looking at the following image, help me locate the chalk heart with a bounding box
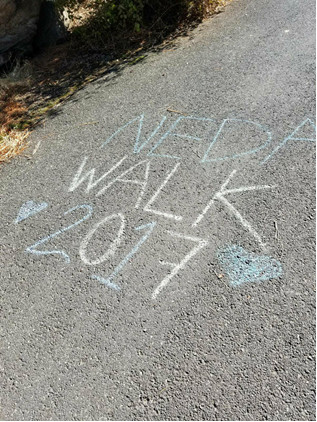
[15,200,48,223]
[217,245,283,286]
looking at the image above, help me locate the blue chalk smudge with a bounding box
[15,200,48,223]
[91,274,121,291]
[217,244,283,286]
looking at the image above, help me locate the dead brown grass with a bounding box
[0,89,28,128]
[0,128,29,163]
[0,63,34,163]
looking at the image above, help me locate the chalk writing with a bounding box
[143,162,183,221]
[91,274,121,291]
[202,118,272,163]
[15,200,48,224]
[217,244,283,286]
[80,213,125,266]
[261,118,316,164]
[69,155,127,193]
[152,231,208,299]
[26,204,93,263]
[193,169,276,250]
[148,115,215,160]
[96,159,151,210]
[99,114,277,163]
[101,114,167,154]
[92,221,156,287]
[17,111,315,298]
[98,113,315,165]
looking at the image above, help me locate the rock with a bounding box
[0,0,68,69]
[0,0,42,65]
[34,1,68,51]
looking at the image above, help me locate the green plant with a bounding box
[55,1,221,47]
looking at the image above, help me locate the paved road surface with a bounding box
[0,0,315,419]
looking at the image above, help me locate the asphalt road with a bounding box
[0,0,315,420]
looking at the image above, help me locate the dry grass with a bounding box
[0,128,29,163]
[0,91,28,127]
[0,62,34,164]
